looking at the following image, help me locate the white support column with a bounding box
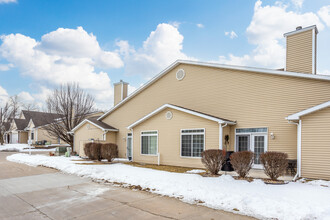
[297,120,302,177]
[219,123,223,150]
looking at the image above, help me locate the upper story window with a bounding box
[181,129,205,157]
[141,131,158,155]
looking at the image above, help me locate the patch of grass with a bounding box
[124,162,203,174]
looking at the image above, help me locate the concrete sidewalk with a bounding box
[0,152,254,220]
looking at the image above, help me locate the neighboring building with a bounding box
[5,110,104,145]
[71,25,330,180]
[5,110,63,144]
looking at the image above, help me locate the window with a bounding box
[181,129,204,157]
[141,131,158,155]
[31,131,34,140]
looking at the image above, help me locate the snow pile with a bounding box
[0,144,55,152]
[186,169,205,174]
[7,153,330,220]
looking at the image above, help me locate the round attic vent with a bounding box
[86,124,90,129]
[176,69,185,81]
[165,111,173,120]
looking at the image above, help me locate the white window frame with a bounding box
[180,128,205,158]
[140,130,158,156]
[234,127,268,169]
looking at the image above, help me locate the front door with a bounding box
[252,134,267,167]
[236,128,267,168]
[127,133,132,160]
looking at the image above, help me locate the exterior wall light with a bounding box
[270,132,275,139]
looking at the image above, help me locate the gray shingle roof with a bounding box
[87,116,118,130]
[22,110,63,127]
[13,119,29,131]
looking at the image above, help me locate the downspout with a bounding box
[219,123,228,150]
[130,128,134,161]
[288,120,301,181]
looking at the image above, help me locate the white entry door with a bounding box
[12,133,18,143]
[252,134,267,167]
[236,128,268,168]
[127,133,132,160]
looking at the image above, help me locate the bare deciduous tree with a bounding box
[43,83,95,148]
[0,96,20,145]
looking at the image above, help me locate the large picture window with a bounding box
[141,131,158,155]
[181,129,204,157]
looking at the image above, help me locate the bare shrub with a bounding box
[84,142,93,159]
[260,151,288,181]
[201,149,226,175]
[90,143,102,161]
[101,143,118,162]
[230,151,254,178]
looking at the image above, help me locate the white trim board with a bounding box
[98,59,330,121]
[127,104,236,130]
[283,25,318,37]
[286,100,330,120]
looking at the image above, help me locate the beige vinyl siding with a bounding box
[102,64,330,162]
[301,107,330,180]
[132,108,220,168]
[114,84,122,106]
[286,29,314,74]
[73,122,117,156]
[123,83,128,100]
[36,127,59,144]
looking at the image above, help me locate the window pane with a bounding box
[149,136,157,154]
[182,129,204,133]
[236,128,267,133]
[141,131,157,135]
[237,135,249,151]
[141,136,148,154]
[181,135,192,156]
[192,134,204,157]
[254,136,265,164]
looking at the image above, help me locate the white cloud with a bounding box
[169,21,181,28]
[0,0,16,4]
[196,23,204,28]
[18,91,34,102]
[0,85,8,106]
[225,31,238,39]
[291,0,304,9]
[37,27,123,69]
[0,63,13,71]
[0,27,124,108]
[318,5,330,27]
[217,0,324,69]
[118,23,194,78]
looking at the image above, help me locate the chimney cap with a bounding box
[113,80,129,86]
[283,25,318,37]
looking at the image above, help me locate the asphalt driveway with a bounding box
[0,152,253,220]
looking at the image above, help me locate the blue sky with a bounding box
[0,0,329,109]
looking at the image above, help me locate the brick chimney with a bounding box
[114,80,129,106]
[284,25,318,74]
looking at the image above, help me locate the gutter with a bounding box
[288,120,301,181]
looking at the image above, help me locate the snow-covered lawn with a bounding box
[0,144,56,152]
[7,153,330,220]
